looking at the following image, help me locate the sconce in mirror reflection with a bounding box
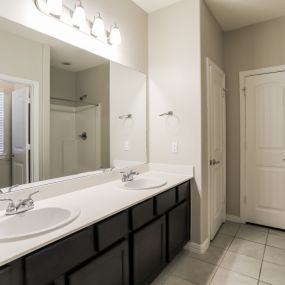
[118,114,132,119]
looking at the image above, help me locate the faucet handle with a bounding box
[0,198,16,214]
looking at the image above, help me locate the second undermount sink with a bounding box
[119,177,167,190]
[0,206,80,241]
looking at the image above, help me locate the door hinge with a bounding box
[244,196,247,204]
[243,87,246,96]
[27,144,31,150]
[210,159,213,166]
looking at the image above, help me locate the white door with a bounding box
[12,87,30,185]
[245,71,285,229]
[207,59,226,240]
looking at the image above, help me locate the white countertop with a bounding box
[0,170,193,267]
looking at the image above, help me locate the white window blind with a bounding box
[0,91,4,155]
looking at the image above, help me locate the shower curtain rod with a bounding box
[50,97,100,106]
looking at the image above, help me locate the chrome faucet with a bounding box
[120,170,139,182]
[0,191,39,216]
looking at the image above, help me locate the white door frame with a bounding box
[240,64,285,222]
[0,73,40,183]
[206,58,226,239]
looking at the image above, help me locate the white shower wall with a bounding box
[50,104,100,179]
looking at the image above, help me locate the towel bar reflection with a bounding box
[159,111,174,117]
[119,114,132,119]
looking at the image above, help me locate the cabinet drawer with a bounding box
[132,199,154,230]
[25,227,95,285]
[96,211,129,251]
[177,181,190,202]
[68,240,129,285]
[155,188,176,215]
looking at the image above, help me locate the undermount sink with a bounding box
[119,177,167,190]
[0,206,80,241]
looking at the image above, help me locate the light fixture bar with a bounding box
[34,0,122,46]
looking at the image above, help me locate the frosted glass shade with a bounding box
[92,16,107,41]
[72,2,86,28]
[47,0,62,16]
[110,25,122,46]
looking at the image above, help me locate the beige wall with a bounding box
[76,64,110,168]
[0,30,50,181]
[50,67,76,101]
[200,0,224,240]
[224,16,285,216]
[148,0,202,243]
[0,80,14,188]
[110,62,147,168]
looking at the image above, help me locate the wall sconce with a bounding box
[72,0,86,29]
[92,13,107,42]
[34,0,122,46]
[110,24,122,46]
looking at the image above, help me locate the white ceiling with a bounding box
[50,42,107,72]
[131,0,183,13]
[206,0,285,31]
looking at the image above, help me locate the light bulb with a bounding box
[110,25,122,46]
[92,14,107,42]
[72,0,86,28]
[47,0,62,16]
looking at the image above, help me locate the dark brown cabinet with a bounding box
[25,227,95,285]
[68,240,129,285]
[0,261,23,285]
[0,180,191,285]
[132,216,166,285]
[167,201,190,261]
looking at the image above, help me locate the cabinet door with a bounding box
[68,240,129,285]
[25,227,95,285]
[167,201,190,261]
[0,261,23,285]
[133,216,166,285]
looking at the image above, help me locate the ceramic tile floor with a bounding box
[151,222,285,285]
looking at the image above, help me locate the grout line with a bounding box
[258,228,269,282]
[208,225,239,284]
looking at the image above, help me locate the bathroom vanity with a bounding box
[0,179,191,285]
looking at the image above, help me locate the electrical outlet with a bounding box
[171,142,178,153]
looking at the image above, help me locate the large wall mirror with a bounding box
[0,22,147,192]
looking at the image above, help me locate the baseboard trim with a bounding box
[226,215,244,224]
[186,238,210,254]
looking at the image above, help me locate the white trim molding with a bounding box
[226,215,244,224]
[0,73,40,183]
[239,64,285,223]
[186,238,210,254]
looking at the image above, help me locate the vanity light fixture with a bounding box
[92,14,107,42]
[46,0,62,16]
[109,24,122,46]
[72,0,86,28]
[34,0,122,46]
